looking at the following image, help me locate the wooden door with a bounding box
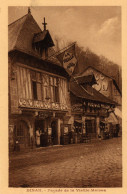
[16,120,30,148]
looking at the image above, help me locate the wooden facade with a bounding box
[9,51,71,150]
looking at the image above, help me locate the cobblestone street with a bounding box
[9,137,122,188]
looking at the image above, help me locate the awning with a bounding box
[106,112,119,124]
[115,107,122,118]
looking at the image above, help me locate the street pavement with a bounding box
[9,137,122,188]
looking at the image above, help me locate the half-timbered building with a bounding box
[70,77,116,141]
[74,66,122,128]
[8,10,71,150]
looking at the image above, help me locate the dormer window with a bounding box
[32,18,54,59]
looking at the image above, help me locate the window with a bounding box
[43,75,50,100]
[54,85,59,102]
[30,70,60,102]
[31,71,43,100]
[37,83,42,100]
[50,77,59,103]
[54,78,59,103]
[32,81,37,100]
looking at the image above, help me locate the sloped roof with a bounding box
[9,14,28,52]
[33,30,48,43]
[46,47,62,66]
[78,66,121,96]
[75,74,96,85]
[70,79,115,105]
[33,30,54,47]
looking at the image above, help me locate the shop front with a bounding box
[34,111,68,147]
[60,124,71,145]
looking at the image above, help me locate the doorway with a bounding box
[51,120,58,145]
[14,120,30,149]
[35,119,46,147]
[85,119,96,138]
[35,119,45,132]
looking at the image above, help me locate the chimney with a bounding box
[28,7,31,14]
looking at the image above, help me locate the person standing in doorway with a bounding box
[36,127,41,147]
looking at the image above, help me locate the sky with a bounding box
[8,6,121,66]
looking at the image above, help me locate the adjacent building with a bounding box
[76,66,121,106]
[70,76,116,141]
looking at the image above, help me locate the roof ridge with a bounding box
[8,13,28,26]
[91,86,115,104]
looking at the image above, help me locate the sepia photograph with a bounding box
[8,6,122,188]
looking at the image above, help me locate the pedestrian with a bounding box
[36,127,41,147]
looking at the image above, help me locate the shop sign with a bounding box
[87,102,110,109]
[19,99,68,111]
[88,102,101,108]
[72,104,83,111]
